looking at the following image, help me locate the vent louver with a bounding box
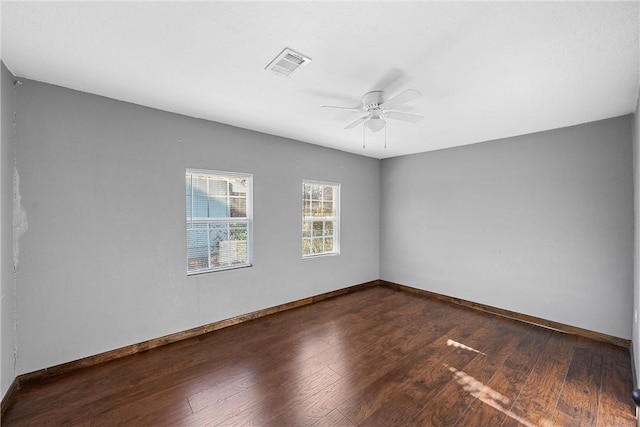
[265,48,311,77]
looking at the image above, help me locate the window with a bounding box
[186,169,252,274]
[302,180,340,257]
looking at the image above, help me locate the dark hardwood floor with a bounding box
[2,286,636,426]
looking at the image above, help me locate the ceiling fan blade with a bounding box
[385,111,424,123]
[371,68,409,94]
[306,89,360,105]
[344,116,368,129]
[320,105,362,112]
[380,89,421,110]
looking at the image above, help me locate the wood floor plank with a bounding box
[264,348,405,427]
[87,385,196,426]
[2,286,634,427]
[596,345,636,426]
[551,345,603,427]
[182,365,340,426]
[452,326,551,427]
[187,370,258,413]
[74,324,333,424]
[309,408,355,427]
[350,309,503,426]
[7,306,335,424]
[500,332,575,427]
[296,302,477,425]
[407,320,535,426]
[262,375,361,427]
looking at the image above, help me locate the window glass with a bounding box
[302,180,340,257]
[186,170,252,274]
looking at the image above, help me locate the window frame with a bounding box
[186,168,253,275]
[302,179,340,259]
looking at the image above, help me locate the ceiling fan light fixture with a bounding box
[365,117,386,132]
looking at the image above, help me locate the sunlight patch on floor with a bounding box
[445,365,535,427]
[446,339,486,355]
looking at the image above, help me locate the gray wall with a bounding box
[5,72,636,381]
[13,78,380,375]
[381,116,634,339]
[1,63,17,399]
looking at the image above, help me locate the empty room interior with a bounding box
[1,1,640,426]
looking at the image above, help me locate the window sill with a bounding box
[187,263,252,276]
[302,253,340,260]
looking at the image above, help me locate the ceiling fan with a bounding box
[321,89,424,132]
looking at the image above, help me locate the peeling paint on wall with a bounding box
[13,167,27,268]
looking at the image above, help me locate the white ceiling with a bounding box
[2,1,639,159]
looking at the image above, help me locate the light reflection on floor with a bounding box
[444,336,538,427]
[445,364,536,427]
[446,339,486,355]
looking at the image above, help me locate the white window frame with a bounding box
[302,180,340,258]
[186,169,253,275]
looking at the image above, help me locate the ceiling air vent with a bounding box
[265,47,311,77]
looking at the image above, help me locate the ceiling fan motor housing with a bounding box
[362,91,385,111]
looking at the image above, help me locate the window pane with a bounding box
[311,185,322,200]
[324,221,333,236]
[312,221,323,237]
[230,241,247,265]
[210,179,228,197]
[187,227,209,272]
[322,186,334,202]
[302,222,311,238]
[217,241,230,267]
[209,196,228,218]
[230,223,248,240]
[324,238,334,252]
[229,179,248,196]
[302,200,311,217]
[219,223,248,266]
[312,238,324,254]
[209,225,228,264]
[230,197,246,217]
[302,239,311,255]
[193,176,208,195]
[193,196,208,218]
[322,202,334,216]
[311,201,321,216]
